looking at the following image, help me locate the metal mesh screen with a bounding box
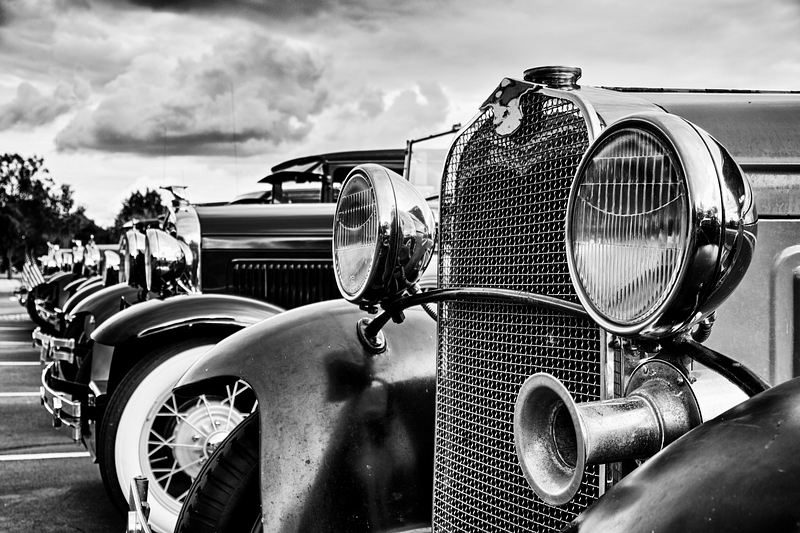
[434,90,603,532]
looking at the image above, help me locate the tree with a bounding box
[110,188,166,242]
[0,154,78,279]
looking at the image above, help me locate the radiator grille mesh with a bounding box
[230,260,338,309]
[434,89,603,532]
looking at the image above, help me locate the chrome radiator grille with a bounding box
[434,90,602,532]
[230,260,338,309]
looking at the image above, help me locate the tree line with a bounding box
[1,153,165,278]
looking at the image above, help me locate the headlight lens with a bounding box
[569,127,688,325]
[333,164,436,304]
[334,173,380,299]
[566,113,756,338]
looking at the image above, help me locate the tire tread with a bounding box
[175,412,260,533]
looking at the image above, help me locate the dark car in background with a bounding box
[165,66,800,533]
[39,149,406,533]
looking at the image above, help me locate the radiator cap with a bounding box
[524,66,581,90]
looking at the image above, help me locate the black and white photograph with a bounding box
[1,1,799,532]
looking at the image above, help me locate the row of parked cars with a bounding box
[17,65,800,533]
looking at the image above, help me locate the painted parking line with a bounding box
[0,451,90,461]
[0,341,33,347]
[0,314,29,321]
[0,361,39,366]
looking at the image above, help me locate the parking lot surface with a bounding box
[0,294,123,533]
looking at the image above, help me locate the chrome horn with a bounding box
[514,359,702,505]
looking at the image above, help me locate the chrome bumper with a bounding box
[126,477,153,533]
[32,328,76,364]
[40,362,82,442]
[34,299,60,328]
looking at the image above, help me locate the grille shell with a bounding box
[230,260,338,309]
[434,88,603,532]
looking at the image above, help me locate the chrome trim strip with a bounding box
[201,235,331,250]
[138,316,250,338]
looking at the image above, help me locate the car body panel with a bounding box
[91,293,284,346]
[708,219,800,384]
[64,275,98,296]
[40,271,78,307]
[62,278,104,314]
[176,299,437,531]
[69,282,143,326]
[566,375,800,533]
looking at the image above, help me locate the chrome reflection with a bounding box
[566,113,757,339]
[144,229,196,294]
[120,229,147,288]
[333,164,436,305]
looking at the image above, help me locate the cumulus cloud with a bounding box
[56,32,329,156]
[0,78,91,130]
[296,81,455,155]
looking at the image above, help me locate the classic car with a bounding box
[161,66,800,533]
[40,149,407,533]
[21,238,118,334]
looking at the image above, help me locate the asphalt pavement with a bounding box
[0,286,124,533]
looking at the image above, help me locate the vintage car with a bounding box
[155,66,800,533]
[20,239,118,333]
[40,149,408,533]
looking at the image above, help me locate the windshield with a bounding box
[406,128,459,199]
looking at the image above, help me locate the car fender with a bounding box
[92,293,284,346]
[32,271,76,302]
[62,278,105,314]
[64,275,100,296]
[69,282,142,328]
[44,271,77,288]
[176,299,437,532]
[566,376,800,533]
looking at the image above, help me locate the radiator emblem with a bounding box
[480,78,539,136]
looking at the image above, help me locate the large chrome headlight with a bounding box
[84,243,100,269]
[333,164,436,305]
[566,113,757,338]
[101,250,120,287]
[144,228,196,293]
[119,229,146,288]
[71,241,84,264]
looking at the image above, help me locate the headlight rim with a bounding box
[144,227,195,294]
[333,164,399,304]
[566,112,732,339]
[120,229,146,288]
[333,163,436,306]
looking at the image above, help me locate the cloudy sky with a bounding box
[1,0,799,226]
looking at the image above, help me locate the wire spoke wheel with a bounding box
[98,337,257,533]
[142,380,255,504]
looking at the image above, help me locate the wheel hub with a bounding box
[171,400,246,478]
